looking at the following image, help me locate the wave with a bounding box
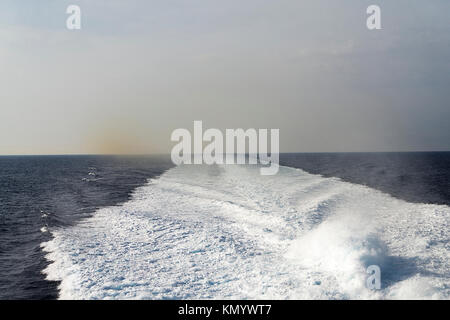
[41,164,449,299]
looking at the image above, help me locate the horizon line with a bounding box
[1,150,449,157]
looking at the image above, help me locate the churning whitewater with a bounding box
[41,164,449,299]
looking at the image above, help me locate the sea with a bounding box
[0,152,448,299]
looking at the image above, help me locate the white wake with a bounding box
[41,164,449,299]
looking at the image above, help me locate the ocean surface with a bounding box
[0,153,448,299]
[0,155,172,299]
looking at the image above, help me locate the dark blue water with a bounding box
[280,152,450,206]
[0,152,449,299]
[0,155,173,299]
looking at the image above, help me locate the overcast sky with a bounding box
[0,0,449,154]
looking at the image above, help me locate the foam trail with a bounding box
[41,164,449,299]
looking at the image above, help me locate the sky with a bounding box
[0,0,449,155]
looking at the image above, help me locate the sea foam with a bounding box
[41,164,449,299]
